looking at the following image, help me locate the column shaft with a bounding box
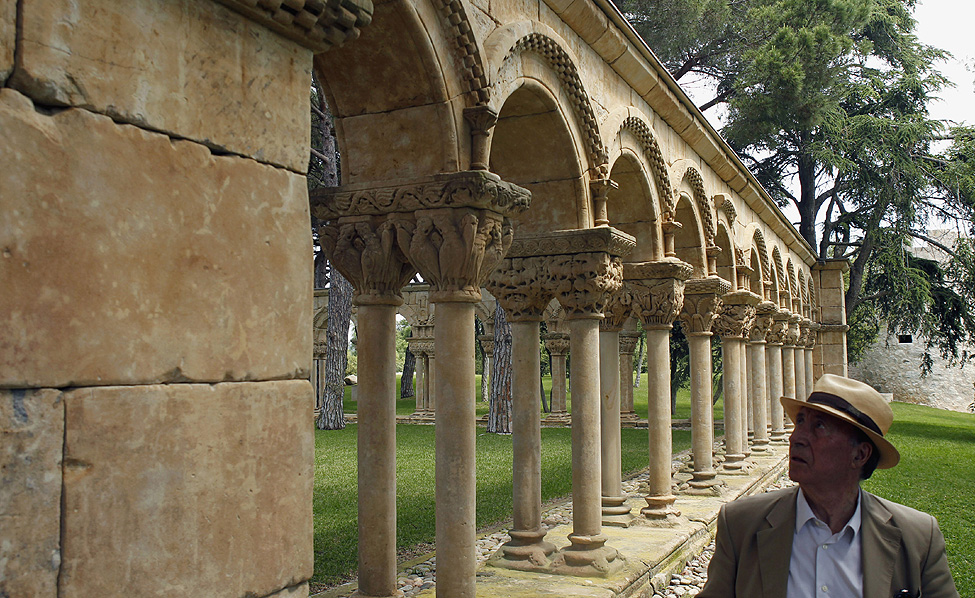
[511,321,543,531]
[599,330,629,520]
[688,332,716,485]
[642,326,679,519]
[749,341,769,450]
[794,347,806,403]
[782,345,796,426]
[414,354,425,415]
[721,337,745,468]
[357,304,398,597]
[768,343,785,441]
[568,318,603,537]
[551,355,567,415]
[805,347,814,396]
[739,340,750,457]
[434,302,476,598]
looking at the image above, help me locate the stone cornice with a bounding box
[214,0,374,53]
[623,259,693,282]
[505,227,636,259]
[310,171,531,221]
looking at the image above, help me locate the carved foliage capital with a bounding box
[541,332,570,355]
[767,313,791,345]
[748,301,778,342]
[600,289,633,331]
[626,276,686,327]
[619,331,640,355]
[394,208,512,303]
[485,256,554,321]
[713,302,756,339]
[550,252,624,319]
[678,291,723,334]
[319,217,416,305]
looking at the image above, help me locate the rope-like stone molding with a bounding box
[751,229,771,284]
[772,248,787,293]
[214,0,374,52]
[681,166,715,247]
[430,0,490,104]
[507,34,608,177]
[621,117,674,217]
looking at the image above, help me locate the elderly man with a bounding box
[698,374,958,598]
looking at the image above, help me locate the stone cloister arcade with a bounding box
[1,0,848,597]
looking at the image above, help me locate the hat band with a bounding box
[807,392,883,436]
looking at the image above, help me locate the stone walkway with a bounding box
[314,443,790,598]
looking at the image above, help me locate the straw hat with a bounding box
[781,374,900,469]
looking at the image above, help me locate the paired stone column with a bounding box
[747,302,776,453]
[408,336,434,418]
[795,319,810,401]
[806,322,819,389]
[619,331,642,423]
[542,332,570,423]
[600,294,635,526]
[478,332,494,403]
[485,257,558,571]
[315,171,531,598]
[782,314,802,430]
[547,228,632,577]
[680,277,730,493]
[767,311,789,443]
[627,260,693,524]
[712,290,758,471]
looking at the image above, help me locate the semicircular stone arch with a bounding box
[428,0,490,104]
[715,222,736,287]
[748,226,772,299]
[606,148,661,262]
[619,116,674,217]
[497,33,608,178]
[673,191,708,278]
[680,166,715,249]
[771,246,786,308]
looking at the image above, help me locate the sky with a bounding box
[914,0,974,127]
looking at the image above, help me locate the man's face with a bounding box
[788,407,864,488]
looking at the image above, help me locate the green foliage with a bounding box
[862,403,975,596]
[396,319,411,372]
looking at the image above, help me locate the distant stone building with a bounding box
[851,230,975,412]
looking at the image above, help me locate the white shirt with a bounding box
[787,488,863,598]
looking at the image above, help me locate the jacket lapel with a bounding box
[757,487,798,598]
[862,491,902,597]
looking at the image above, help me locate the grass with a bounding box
[312,374,696,587]
[862,402,975,596]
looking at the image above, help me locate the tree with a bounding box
[309,73,355,430]
[487,302,513,434]
[617,0,975,368]
[401,328,415,398]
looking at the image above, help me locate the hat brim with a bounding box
[780,396,900,469]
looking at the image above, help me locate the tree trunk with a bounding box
[401,345,415,398]
[487,303,512,434]
[633,332,645,388]
[317,270,353,430]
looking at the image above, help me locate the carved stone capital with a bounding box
[623,260,694,328]
[767,311,791,345]
[712,290,760,339]
[463,106,499,171]
[550,252,624,319]
[619,331,640,355]
[784,313,803,346]
[541,332,570,356]
[477,334,496,357]
[393,207,511,303]
[408,338,435,357]
[215,0,374,53]
[807,321,822,348]
[486,256,554,321]
[600,289,633,331]
[678,276,732,334]
[318,216,416,305]
[748,301,777,342]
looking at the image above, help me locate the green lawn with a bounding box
[312,421,693,587]
[862,402,975,596]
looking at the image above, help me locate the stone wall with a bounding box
[1,1,315,596]
[851,326,975,413]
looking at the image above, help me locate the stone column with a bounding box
[600,293,634,526]
[321,171,530,598]
[767,311,789,443]
[546,228,632,577]
[619,331,642,423]
[712,290,758,471]
[747,302,776,452]
[312,216,419,597]
[813,260,851,377]
[408,338,432,418]
[795,319,809,401]
[680,277,730,493]
[782,314,802,430]
[542,333,570,423]
[739,338,751,458]
[485,257,557,571]
[627,260,693,524]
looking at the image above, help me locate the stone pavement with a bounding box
[314,441,789,598]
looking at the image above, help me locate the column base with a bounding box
[601,496,635,528]
[488,529,558,572]
[620,411,640,423]
[640,495,682,526]
[685,471,725,495]
[549,533,625,578]
[750,439,770,452]
[543,412,571,425]
[770,430,788,444]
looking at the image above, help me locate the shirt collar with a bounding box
[795,487,862,538]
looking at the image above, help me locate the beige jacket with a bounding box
[698,486,958,598]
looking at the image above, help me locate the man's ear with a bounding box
[853,439,873,467]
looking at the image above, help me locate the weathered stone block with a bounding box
[0,89,311,388]
[0,388,63,598]
[12,0,310,172]
[59,380,314,598]
[612,46,659,98]
[265,582,310,598]
[0,0,14,85]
